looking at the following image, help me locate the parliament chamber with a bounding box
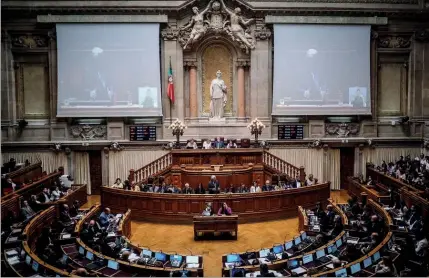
[1,0,429,277]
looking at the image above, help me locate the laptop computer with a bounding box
[335,268,347,277]
[170,255,182,268]
[99,260,120,276]
[315,249,331,265]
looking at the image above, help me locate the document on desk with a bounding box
[187,263,200,268]
[5,249,18,256]
[258,258,270,264]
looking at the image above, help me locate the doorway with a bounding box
[88,151,102,195]
[340,147,355,190]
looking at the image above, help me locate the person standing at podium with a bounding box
[208,175,220,194]
[218,202,232,216]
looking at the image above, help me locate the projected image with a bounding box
[56,23,162,117]
[272,25,371,115]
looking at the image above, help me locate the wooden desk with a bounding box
[347,177,390,205]
[193,215,238,240]
[101,182,330,223]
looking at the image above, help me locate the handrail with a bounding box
[263,151,306,182]
[74,203,101,234]
[22,206,70,277]
[128,153,172,184]
[5,161,42,179]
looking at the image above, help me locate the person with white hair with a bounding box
[208,175,220,194]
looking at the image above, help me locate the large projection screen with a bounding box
[56,23,162,117]
[272,24,371,116]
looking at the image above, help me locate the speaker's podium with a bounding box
[193,215,238,240]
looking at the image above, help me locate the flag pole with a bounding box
[169,56,173,125]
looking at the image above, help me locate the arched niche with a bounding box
[192,35,249,117]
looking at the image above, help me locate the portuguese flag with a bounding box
[167,59,175,104]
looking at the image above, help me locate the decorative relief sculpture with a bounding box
[178,0,255,53]
[325,123,360,137]
[378,36,411,48]
[210,70,228,119]
[70,125,107,140]
[12,35,47,48]
[414,29,429,42]
[161,25,179,41]
[254,25,272,41]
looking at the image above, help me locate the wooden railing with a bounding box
[22,206,70,277]
[118,209,131,238]
[263,151,306,181]
[128,153,172,184]
[5,161,43,184]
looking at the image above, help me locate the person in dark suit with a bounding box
[182,183,194,194]
[236,183,248,193]
[262,180,273,191]
[195,183,205,194]
[69,200,80,217]
[329,215,343,237]
[208,175,220,194]
[291,176,302,188]
[325,205,336,225]
[257,263,275,277]
[213,137,225,149]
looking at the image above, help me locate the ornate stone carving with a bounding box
[12,35,47,48]
[161,25,179,41]
[110,141,123,152]
[178,0,255,53]
[371,31,379,40]
[325,123,360,137]
[308,139,322,148]
[70,125,107,140]
[254,26,272,41]
[414,29,429,43]
[184,60,198,68]
[236,60,251,67]
[378,36,411,48]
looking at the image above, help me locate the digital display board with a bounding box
[129,126,156,141]
[278,125,304,140]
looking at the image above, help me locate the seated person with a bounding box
[202,202,213,216]
[195,183,205,194]
[86,220,102,243]
[226,140,237,149]
[36,227,53,255]
[325,205,336,225]
[99,207,114,228]
[69,200,80,217]
[360,232,380,254]
[59,204,75,228]
[182,183,194,194]
[59,174,73,189]
[257,263,275,277]
[202,140,212,149]
[123,180,131,190]
[208,175,220,194]
[328,215,343,237]
[218,202,232,216]
[5,177,19,192]
[21,200,36,220]
[236,183,248,193]
[312,234,325,249]
[305,174,315,186]
[313,202,324,218]
[225,184,235,193]
[291,176,302,188]
[359,206,373,226]
[186,139,198,149]
[374,256,397,276]
[50,186,62,201]
[366,215,383,235]
[29,195,42,212]
[214,137,224,149]
[112,178,123,189]
[39,187,51,203]
[262,180,274,191]
[133,183,141,191]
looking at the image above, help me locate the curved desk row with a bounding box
[315,198,395,277]
[1,170,63,221]
[74,205,204,277]
[101,182,331,223]
[4,161,43,185]
[220,198,348,276]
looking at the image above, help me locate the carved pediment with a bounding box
[70,125,107,140]
[377,35,412,48]
[177,0,256,53]
[11,35,48,48]
[325,123,360,137]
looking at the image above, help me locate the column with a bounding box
[187,62,198,118]
[237,62,245,118]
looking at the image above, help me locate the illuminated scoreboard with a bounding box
[129,126,156,141]
[278,125,304,140]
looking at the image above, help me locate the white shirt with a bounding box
[296,181,301,188]
[51,190,61,201]
[226,143,237,149]
[186,142,198,149]
[255,186,262,193]
[203,141,212,149]
[59,175,72,188]
[250,186,256,193]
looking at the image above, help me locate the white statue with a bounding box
[210,70,227,119]
[180,0,214,49]
[219,0,255,49]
